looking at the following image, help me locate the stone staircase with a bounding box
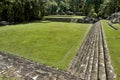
[68,21,116,80]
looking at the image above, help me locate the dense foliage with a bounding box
[0,0,120,22]
[45,0,120,18]
[0,0,45,22]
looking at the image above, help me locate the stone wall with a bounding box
[109,12,120,23]
[45,17,99,23]
[0,51,80,80]
[107,22,118,30]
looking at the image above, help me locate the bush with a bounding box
[88,8,98,18]
[92,13,98,18]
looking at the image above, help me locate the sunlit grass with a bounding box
[102,20,120,79]
[44,15,84,19]
[0,75,2,80]
[113,23,120,29]
[0,21,91,69]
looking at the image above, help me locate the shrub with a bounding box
[92,13,98,18]
[88,8,98,18]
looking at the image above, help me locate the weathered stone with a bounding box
[0,21,9,26]
[45,16,99,23]
[0,51,80,80]
[111,17,120,23]
[78,17,99,23]
[75,12,83,16]
[68,21,116,80]
[109,12,120,23]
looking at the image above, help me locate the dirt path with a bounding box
[0,21,116,80]
[68,21,116,80]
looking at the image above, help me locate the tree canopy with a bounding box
[0,0,120,22]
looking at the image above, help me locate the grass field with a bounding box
[0,75,2,80]
[44,15,84,19]
[0,21,91,69]
[102,20,120,79]
[113,23,120,29]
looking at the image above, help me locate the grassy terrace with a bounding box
[102,20,120,79]
[113,23,120,29]
[0,21,91,70]
[0,75,2,80]
[44,15,84,19]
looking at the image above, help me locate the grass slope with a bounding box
[113,23,120,29]
[0,75,2,80]
[0,21,91,69]
[102,20,120,79]
[44,15,84,19]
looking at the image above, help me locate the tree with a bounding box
[98,0,120,18]
[0,0,46,22]
[59,1,65,12]
[84,0,104,16]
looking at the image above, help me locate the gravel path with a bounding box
[0,21,116,80]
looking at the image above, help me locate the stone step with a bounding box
[68,25,95,74]
[68,21,116,80]
[85,32,98,80]
[0,51,80,80]
[69,28,96,75]
[98,21,107,80]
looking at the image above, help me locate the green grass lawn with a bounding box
[102,20,120,79]
[44,15,84,19]
[113,23,120,29]
[0,21,91,70]
[0,75,2,80]
[107,20,120,29]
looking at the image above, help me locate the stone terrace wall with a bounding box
[0,51,80,80]
[45,18,71,22]
[45,17,99,23]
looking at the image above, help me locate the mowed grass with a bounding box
[0,21,91,69]
[44,15,84,19]
[102,20,120,79]
[0,75,2,80]
[113,23,120,29]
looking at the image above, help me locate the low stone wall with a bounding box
[0,51,80,80]
[0,21,9,26]
[68,21,116,80]
[45,17,99,23]
[107,22,118,30]
[45,18,72,22]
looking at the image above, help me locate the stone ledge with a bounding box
[0,51,80,80]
